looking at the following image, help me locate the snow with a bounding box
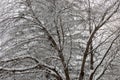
[89,70,94,75]
[94,68,105,80]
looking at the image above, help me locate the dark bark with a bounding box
[58,50,70,80]
[90,45,94,70]
[79,53,88,80]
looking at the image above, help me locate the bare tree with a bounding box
[0,0,120,80]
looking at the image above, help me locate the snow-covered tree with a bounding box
[0,0,120,80]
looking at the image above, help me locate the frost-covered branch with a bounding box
[89,34,120,80]
[0,56,62,80]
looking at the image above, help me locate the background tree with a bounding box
[0,0,120,80]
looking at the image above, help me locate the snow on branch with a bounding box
[89,34,120,80]
[0,56,62,79]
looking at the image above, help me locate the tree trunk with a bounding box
[58,51,70,80]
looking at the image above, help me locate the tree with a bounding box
[0,0,120,80]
